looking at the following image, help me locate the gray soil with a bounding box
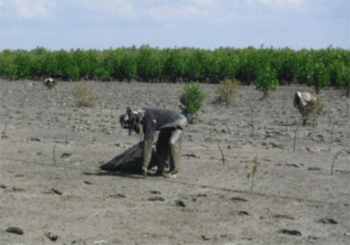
[0,80,349,245]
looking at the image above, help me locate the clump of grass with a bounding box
[301,98,324,126]
[180,82,207,124]
[71,83,98,107]
[214,78,241,105]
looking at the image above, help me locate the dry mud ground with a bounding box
[0,80,349,245]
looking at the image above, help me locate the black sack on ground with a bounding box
[100,141,159,173]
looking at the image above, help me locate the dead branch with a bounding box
[217,142,225,165]
[330,149,347,175]
[293,123,300,153]
[53,144,56,166]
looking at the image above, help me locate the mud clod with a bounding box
[84,180,93,185]
[230,197,248,202]
[237,211,249,216]
[109,193,126,198]
[61,153,72,158]
[46,232,58,241]
[148,196,165,201]
[150,190,162,195]
[183,153,199,158]
[51,188,62,195]
[201,235,210,240]
[273,214,295,220]
[6,226,24,235]
[175,199,186,207]
[278,229,301,236]
[197,193,207,197]
[29,137,41,142]
[316,218,338,224]
[12,187,24,192]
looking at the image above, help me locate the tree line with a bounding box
[0,45,349,93]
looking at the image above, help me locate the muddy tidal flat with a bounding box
[0,80,349,245]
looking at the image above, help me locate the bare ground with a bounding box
[0,80,349,245]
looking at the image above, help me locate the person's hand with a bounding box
[142,166,148,176]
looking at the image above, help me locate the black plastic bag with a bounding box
[100,141,158,173]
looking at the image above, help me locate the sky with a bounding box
[0,0,349,51]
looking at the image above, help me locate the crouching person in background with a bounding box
[294,92,323,126]
[120,107,187,177]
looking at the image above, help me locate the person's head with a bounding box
[119,107,141,135]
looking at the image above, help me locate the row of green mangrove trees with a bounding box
[0,45,349,93]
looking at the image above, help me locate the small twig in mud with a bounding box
[78,111,83,132]
[54,86,61,106]
[209,116,213,143]
[293,123,301,153]
[330,122,337,144]
[250,149,259,192]
[250,105,254,137]
[22,82,27,119]
[327,111,332,127]
[347,102,350,139]
[51,188,62,195]
[108,106,114,136]
[1,122,9,139]
[248,92,260,138]
[217,142,225,165]
[53,144,56,165]
[65,110,69,146]
[22,97,27,121]
[330,149,347,175]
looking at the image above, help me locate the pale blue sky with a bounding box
[0,0,349,51]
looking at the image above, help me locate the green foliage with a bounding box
[105,48,138,81]
[211,48,239,82]
[137,45,164,82]
[337,62,350,97]
[118,48,138,81]
[214,78,241,104]
[182,48,211,83]
[41,52,58,78]
[306,62,330,94]
[294,49,310,84]
[0,53,17,78]
[30,55,44,78]
[95,67,110,80]
[87,50,102,76]
[255,65,278,97]
[180,82,207,124]
[73,49,90,78]
[14,52,32,78]
[163,48,185,83]
[0,46,349,87]
[31,46,47,55]
[276,48,296,83]
[55,50,79,80]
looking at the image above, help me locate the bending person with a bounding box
[120,107,187,177]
